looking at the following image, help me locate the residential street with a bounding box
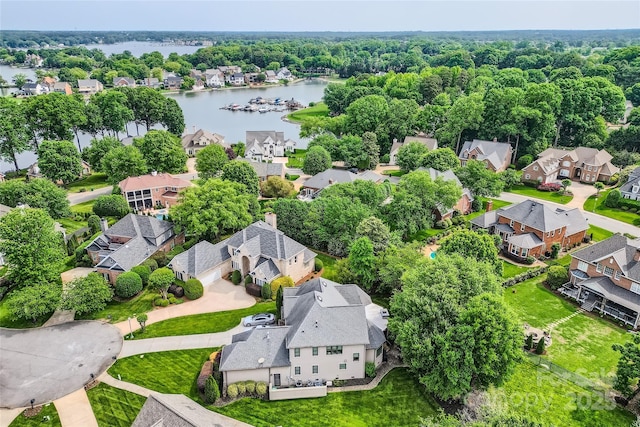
[67,186,113,206]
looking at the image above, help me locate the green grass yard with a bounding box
[214,368,441,427]
[79,287,157,323]
[66,173,110,193]
[57,217,87,234]
[465,198,512,221]
[315,252,339,282]
[286,149,307,169]
[86,383,146,427]
[286,174,300,181]
[131,302,276,339]
[108,348,216,401]
[382,169,405,177]
[70,200,96,215]
[8,404,61,427]
[584,190,640,226]
[507,184,573,204]
[588,224,614,242]
[502,260,531,278]
[287,102,329,123]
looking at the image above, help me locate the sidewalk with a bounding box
[53,389,98,427]
[119,325,246,357]
[98,373,154,397]
[113,279,255,335]
[0,408,25,427]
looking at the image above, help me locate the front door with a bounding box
[274,374,281,387]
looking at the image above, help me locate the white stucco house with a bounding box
[245,131,296,161]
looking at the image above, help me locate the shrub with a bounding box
[155,298,169,307]
[365,362,376,378]
[445,218,453,227]
[516,154,534,170]
[261,283,272,300]
[380,154,390,164]
[244,275,253,285]
[524,256,535,265]
[197,361,214,391]
[87,215,101,234]
[142,258,158,271]
[435,220,446,229]
[525,334,534,351]
[183,278,204,300]
[245,380,256,394]
[550,243,561,260]
[255,382,267,396]
[236,382,247,395]
[314,259,323,272]
[226,383,239,398]
[168,296,177,304]
[270,275,295,294]
[547,265,569,290]
[115,272,143,298]
[231,270,241,285]
[535,337,546,355]
[605,189,622,208]
[151,251,168,267]
[174,298,183,304]
[471,198,482,212]
[204,375,220,403]
[93,195,130,218]
[537,183,562,192]
[131,265,151,286]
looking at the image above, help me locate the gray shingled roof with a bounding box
[499,200,567,232]
[572,234,629,263]
[246,131,285,144]
[169,240,231,278]
[470,210,499,228]
[303,169,357,190]
[180,129,228,150]
[621,167,640,194]
[367,321,386,350]
[507,233,543,249]
[253,257,281,281]
[219,327,290,371]
[417,167,463,187]
[556,207,589,236]
[248,160,284,179]
[459,139,511,170]
[226,221,309,261]
[403,135,438,150]
[105,214,173,240]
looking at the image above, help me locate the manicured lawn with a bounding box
[286,174,300,181]
[489,361,634,427]
[79,288,157,323]
[214,368,441,427]
[407,227,441,242]
[57,217,87,234]
[588,224,614,242]
[545,252,573,268]
[131,302,275,339]
[382,169,405,177]
[108,348,216,401]
[70,200,96,215]
[315,252,339,282]
[86,383,147,427]
[504,274,576,328]
[507,184,573,204]
[546,313,632,389]
[287,102,329,123]
[465,198,512,221]
[66,173,110,193]
[584,190,640,226]
[286,149,307,168]
[502,260,531,278]
[9,403,61,427]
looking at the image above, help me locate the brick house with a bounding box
[561,234,640,328]
[471,199,588,260]
[113,77,136,87]
[458,139,513,172]
[388,134,438,166]
[85,214,184,285]
[417,167,473,219]
[119,172,192,210]
[522,147,618,184]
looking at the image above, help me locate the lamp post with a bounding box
[127,315,135,339]
[593,196,597,213]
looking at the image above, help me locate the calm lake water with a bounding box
[83,41,203,57]
[0,80,328,172]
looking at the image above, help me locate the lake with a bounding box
[0,80,328,172]
[82,41,203,57]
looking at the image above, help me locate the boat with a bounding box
[259,107,269,113]
[231,104,242,111]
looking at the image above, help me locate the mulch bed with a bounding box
[22,406,43,418]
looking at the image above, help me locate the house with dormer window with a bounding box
[561,234,640,328]
[180,128,228,156]
[620,167,640,201]
[522,147,618,184]
[458,139,513,172]
[245,131,296,161]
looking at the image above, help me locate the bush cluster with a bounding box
[365,362,376,378]
[260,283,272,300]
[537,183,562,192]
[501,266,547,288]
[231,270,242,285]
[225,381,268,399]
[183,278,204,300]
[314,259,323,272]
[131,265,151,286]
[115,272,143,298]
[244,275,253,285]
[546,266,569,290]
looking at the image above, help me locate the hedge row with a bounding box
[226,381,267,399]
[502,266,548,288]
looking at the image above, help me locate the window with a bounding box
[632,283,640,295]
[596,263,603,272]
[510,245,520,255]
[353,353,360,361]
[520,223,525,232]
[592,175,596,182]
[604,266,614,277]
[521,248,528,257]
[615,270,621,281]
[294,348,300,357]
[546,231,550,237]
[295,366,300,375]
[509,219,514,227]
[533,166,539,171]
[633,185,639,194]
[551,230,555,237]
[339,363,347,370]
[585,174,590,181]
[577,261,588,272]
[312,365,318,374]
[294,256,298,263]
[312,347,318,356]
[587,165,592,171]
[525,174,530,180]
[376,346,383,357]
[326,346,343,355]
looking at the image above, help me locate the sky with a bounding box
[1,0,639,32]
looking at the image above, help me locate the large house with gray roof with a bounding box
[245,131,296,161]
[169,214,316,286]
[180,128,228,156]
[86,214,184,285]
[620,167,640,201]
[522,147,618,184]
[389,133,438,166]
[471,199,587,260]
[248,160,285,182]
[219,278,387,399]
[561,234,640,328]
[458,139,513,172]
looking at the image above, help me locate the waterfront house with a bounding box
[119,172,192,210]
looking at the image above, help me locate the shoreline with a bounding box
[162,78,307,95]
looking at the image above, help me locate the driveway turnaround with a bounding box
[0,321,122,409]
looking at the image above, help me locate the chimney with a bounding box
[493,137,497,142]
[151,170,157,176]
[486,200,493,212]
[634,248,640,263]
[100,217,109,232]
[265,212,277,229]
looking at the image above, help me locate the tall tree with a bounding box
[195,144,229,179]
[421,148,459,171]
[0,97,30,172]
[134,130,187,174]
[347,237,376,290]
[67,94,88,151]
[82,137,123,172]
[439,229,502,276]
[355,216,392,255]
[91,90,134,138]
[221,160,260,196]
[37,140,82,185]
[613,334,640,398]
[455,160,505,197]
[163,97,185,135]
[442,93,485,153]
[302,146,332,175]
[396,141,430,172]
[60,272,113,315]
[102,145,148,184]
[24,93,77,149]
[361,132,380,170]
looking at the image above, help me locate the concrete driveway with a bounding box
[0,321,122,409]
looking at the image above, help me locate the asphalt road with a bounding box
[67,186,113,206]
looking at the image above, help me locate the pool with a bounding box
[155,209,168,220]
[430,251,437,259]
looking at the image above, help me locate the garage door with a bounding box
[197,268,221,286]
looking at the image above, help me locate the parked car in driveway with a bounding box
[242,313,276,327]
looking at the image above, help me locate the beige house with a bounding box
[219,278,387,399]
[458,139,513,172]
[180,129,228,156]
[119,172,192,210]
[522,147,619,184]
[389,134,438,166]
[77,79,103,95]
[169,213,316,286]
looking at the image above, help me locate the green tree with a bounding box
[276,285,284,320]
[442,93,485,153]
[93,195,130,218]
[260,176,294,198]
[348,237,376,290]
[605,189,622,208]
[131,265,151,286]
[0,208,65,287]
[13,73,27,89]
[272,198,310,244]
[561,178,572,194]
[87,215,101,235]
[594,181,605,197]
[115,271,143,298]
[148,267,174,299]
[0,97,30,172]
[396,141,430,172]
[345,94,390,149]
[61,272,113,315]
[376,242,424,294]
[82,137,123,173]
[5,283,61,323]
[361,132,380,170]
[355,216,391,255]
[102,145,148,184]
[420,148,459,171]
[547,266,568,290]
[91,90,134,138]
[613,334,640,398]
[0,179,70,219]
[80,101,105,137]
[137,313,149,332]
[302,146,332,175]
[270,276,295,295]
[221,160,260,196]
[181,76,195,90]
[535,337,546,355]
[455,160,505,197]
[135,130,187,174]
[123,86,168,132]
[170,179,259,241]
[37,140,82,185]
[163,97,185,135]
[24,93,77,148]
[195,144,229,179]
[439,229,502,276]
[204,375,220,403]
[500,168,523,190]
